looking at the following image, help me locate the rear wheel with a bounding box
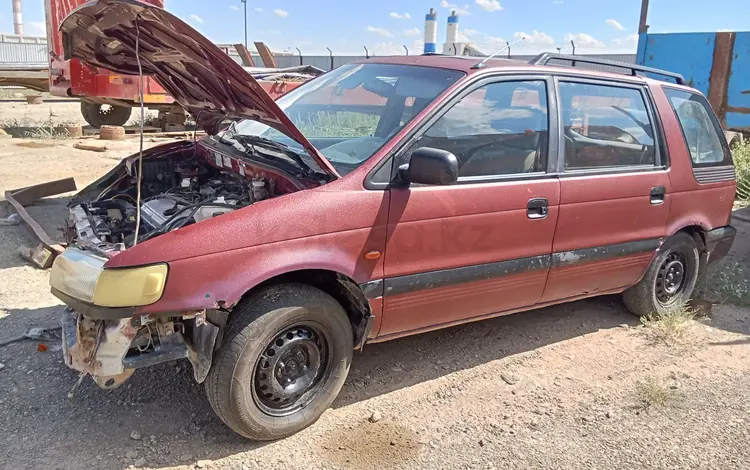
[205,284,353,440]
[622,232,700,317]
[80,102,132,128]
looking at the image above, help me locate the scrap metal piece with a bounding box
[184,316,220,383]
[5,177,77,266]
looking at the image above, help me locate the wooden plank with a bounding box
[254,41,277,68]
[5,178,77,259]
[234,44,255,67]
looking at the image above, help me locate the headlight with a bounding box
[92,264,168,307]
[50,248,106,303]
[50,248,168,307]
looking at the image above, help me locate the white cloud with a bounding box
[229,5,239,11]
[565,33,605,48]
[404,27,421,37]
[372,42,404,55]
[463,28,479,37]
[440,0,471,16]
[390,12,412,20]
[274,9,289,17]
[612,33,638,48]
[27,21,46,36]
[254,7,264,12]
[514,30,555,48]
[475,0,502,12]
[189,14,204,24]
[553,0,563,3]
[605,19,625,31]
[366,25,394,38]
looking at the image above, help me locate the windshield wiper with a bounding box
[232,134,321,178]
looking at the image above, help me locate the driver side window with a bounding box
[416,80,549,178]
[560,82,656,170]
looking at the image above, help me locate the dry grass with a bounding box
[640,304,701,347]
[634,376,674,409]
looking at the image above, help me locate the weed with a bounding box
[696,261,750,306]
[733,140,750,200]
[128,113,160,127]
[634,376,673,409]
[25,126,71,139]
[640,303,700,347]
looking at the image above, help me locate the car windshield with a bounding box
[230,63,465,175]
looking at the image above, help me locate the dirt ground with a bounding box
[1,102,749,470]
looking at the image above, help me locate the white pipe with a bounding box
[423,8,437,54]
[12,0,23,36]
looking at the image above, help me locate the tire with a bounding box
[622,232,700,317]
[80,102,132,128]
[205,283,353,440]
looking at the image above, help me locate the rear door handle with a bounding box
[527,198,548,219]
[650,186,666,205]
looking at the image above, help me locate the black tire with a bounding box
[80,101,132,128]
[622,232,700,317]
[205,283,353,440]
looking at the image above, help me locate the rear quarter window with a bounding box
[663,88,732,167]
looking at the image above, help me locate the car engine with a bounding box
[67,156,273,254]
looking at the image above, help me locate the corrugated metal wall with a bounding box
[2,35,636,72]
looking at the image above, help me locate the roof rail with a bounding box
[529,53,685,85]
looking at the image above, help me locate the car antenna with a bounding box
[133,15,146,246]
[471,37,525,69]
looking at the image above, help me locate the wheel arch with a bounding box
[233,268,376,349]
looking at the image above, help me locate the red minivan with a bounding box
[49,1,736,440]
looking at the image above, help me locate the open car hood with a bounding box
[61,0,339,178]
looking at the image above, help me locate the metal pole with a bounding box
[506,41,510,58]
[326,47,334,70]
[242,0,248,48]
[295,47,302,66]
[363,46,369,59]
[638,0,650,34]
[403,45,409,56]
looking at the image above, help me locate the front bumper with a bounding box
[705,225,736,265]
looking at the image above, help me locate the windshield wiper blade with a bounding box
[233,134,320,177]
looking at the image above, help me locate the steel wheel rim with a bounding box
[655,251,687,305]
[252,324,330,417]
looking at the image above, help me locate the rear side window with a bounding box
[559,82,656,170]
[664,88,732,167]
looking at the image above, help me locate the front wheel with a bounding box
[205,284,353,440]
[622,232,700,317]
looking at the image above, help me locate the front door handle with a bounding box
[527,198,548,219]
[650,186,666,205]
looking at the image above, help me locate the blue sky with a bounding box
[4,0,750,55]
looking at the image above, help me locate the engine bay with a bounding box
[66,148,283,254]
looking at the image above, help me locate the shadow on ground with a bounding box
[0,295,641,469]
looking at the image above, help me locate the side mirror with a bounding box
[398,147,459,186]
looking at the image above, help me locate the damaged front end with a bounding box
[61,305,220,389]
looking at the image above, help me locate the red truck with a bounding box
[49,1,736,441]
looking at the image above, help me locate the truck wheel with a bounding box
[622,233,700,317]
[80,102,132,128]
[205,283,353,440]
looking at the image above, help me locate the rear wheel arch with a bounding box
[230,269,373,348]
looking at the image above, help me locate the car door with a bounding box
[540,78,671,303]
[376,75,562,338]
